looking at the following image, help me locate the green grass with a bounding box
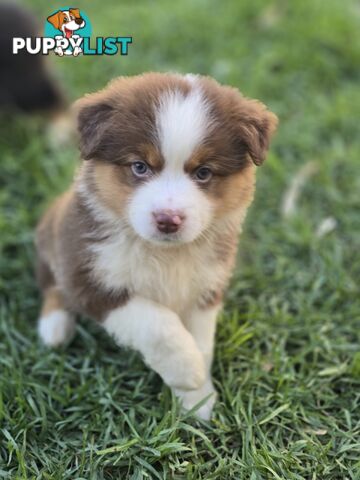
[1,0,360,478]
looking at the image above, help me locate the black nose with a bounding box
[75,17,83,25]
[153,211,184,234]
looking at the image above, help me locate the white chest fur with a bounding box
[89,227,229,316]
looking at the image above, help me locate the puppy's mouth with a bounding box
[139,229,186,246]
[154,232,182,244]
[64,27,73,39]
[146,227,203,246]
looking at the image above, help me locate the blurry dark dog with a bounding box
[0,3,63,112]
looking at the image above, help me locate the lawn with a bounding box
[1,0,360,478]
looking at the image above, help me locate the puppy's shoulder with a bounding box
[35,189,74,252]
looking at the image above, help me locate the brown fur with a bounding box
[75,73,277,170]
[41,287,64,316]
[199,76,278,167]
[91,161,133,217]
[74,74,191,162]
[36,189,129,321]
[211,165,256,219]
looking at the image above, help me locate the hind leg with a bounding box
[38,286,75,347]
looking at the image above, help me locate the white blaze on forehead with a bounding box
[155,84,211,169]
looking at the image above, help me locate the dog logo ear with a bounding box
[47,11,62,30]
[69,8,80,17]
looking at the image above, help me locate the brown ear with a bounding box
[235,98,278,166]
[69,8,80,18]
[74,97,115,160]
[47,11,62,30]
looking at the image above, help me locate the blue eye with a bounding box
[195,166,212,183]
[131,161,150,177]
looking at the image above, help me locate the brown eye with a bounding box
[131,161,151,178]
[194,166,212,183]
[63,17,68,23]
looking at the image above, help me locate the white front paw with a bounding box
[38,310,75,347]
[174,379,217,420]
[54,47,64,56]
[154,345,206,391]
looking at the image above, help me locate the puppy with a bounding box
[35,73,277,419]
[47,8,85,56]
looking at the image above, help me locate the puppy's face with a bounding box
[76,73,277,245]
[47,9,85,38]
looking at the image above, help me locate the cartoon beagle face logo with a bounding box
[45,7,89,56]
[47,8,85,39]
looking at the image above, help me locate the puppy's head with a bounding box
[75,73,278,245]
[47,8,85,37]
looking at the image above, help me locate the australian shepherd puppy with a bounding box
[35,73,277,419]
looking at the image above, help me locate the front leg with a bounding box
[176,303,221,420]
[103,296,206,391]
